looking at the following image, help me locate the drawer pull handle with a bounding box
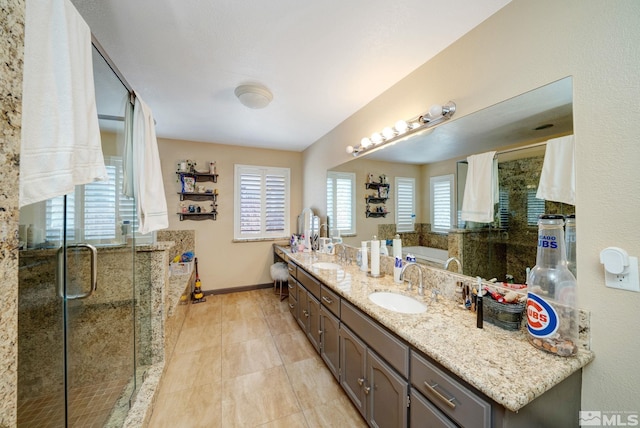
[322,296,333,304]
[363,385,371,395]
[288,303,295,309]
[424,381,457,409]
[303,310,309,318]
[288,283,294,290]
[357,377,365,386]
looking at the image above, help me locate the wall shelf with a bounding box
[365,179,389,218]
[177,192,218,202]
[177,212,217,221]
[176,171,218,183]
[365,182,390,190]
[176,167,219,220]
[366,196,388,204]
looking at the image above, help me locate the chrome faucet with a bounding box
[399,262,424,296]
[444,257,462,273]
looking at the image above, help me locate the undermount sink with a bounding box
[312,262,342,270]
[368,292,427,314]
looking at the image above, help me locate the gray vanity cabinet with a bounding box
[339,323,409,427]
[410,389,457,428]
[339,324,367,418]
[287,262,297,318]
[295,282,306,331]
[320,306,340,381]
[410,351,491,428]
[367,349,409,428]
[306,293,321,353]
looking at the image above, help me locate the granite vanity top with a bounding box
[285,250,594,413]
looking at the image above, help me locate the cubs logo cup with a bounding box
[527,293,559,338]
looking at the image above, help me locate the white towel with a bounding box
[536,135,575,205]
[20,0,107,207]
[461,151,498,223]
[132,93,169,234]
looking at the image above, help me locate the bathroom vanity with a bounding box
[278,245,593,428]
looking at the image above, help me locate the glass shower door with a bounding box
[17,44,137,427]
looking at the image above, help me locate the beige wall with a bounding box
[158,138,303,291]
[304,0,640,412]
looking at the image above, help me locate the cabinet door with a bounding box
[320,306,340,381]
[296,283,307,331]
[339,324,367,418]
[307,293,321,353]
[367,350,409,428]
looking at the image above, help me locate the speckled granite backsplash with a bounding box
[0,1,24,426]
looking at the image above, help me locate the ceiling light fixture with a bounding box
[234,84,273,109]
[346,101,456,156]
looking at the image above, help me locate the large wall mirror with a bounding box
[328,77,575,283]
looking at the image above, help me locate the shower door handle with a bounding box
[57,244,98,300]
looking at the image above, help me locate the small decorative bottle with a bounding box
[527,215,578,357]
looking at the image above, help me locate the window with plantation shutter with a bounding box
[45,157,136,245]
[235,165,290,240]
[528,188,546,226]
[395,177,415,233]
[326,171,355,235]
[430,174,454,233]
[498,189,510,228]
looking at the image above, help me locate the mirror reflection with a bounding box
[327,77,575,282]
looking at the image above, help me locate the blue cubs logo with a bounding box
[527,293,559,338]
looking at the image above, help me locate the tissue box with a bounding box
[483,298,526,331]
[170,261,193,276]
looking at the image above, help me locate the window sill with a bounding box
[233,237,290,243]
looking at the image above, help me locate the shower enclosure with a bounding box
[17,42,149,427]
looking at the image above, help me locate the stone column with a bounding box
[0,0,24,426]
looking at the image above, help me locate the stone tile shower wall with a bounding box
[0,0,24,425]
[17,247,151,400]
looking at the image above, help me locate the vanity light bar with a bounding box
[346,101,456,156]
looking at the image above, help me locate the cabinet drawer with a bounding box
[287,275,298,301]
[320,284,340,317]
[410,389,457,428]
[410,351,491,428]
[341,300,409,378]
[287,261,297,279]
[297,267,320,299]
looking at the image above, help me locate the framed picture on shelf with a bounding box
[378,186,388,198]
[181,175,196,193]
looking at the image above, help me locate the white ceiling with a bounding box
[71,0,511,151]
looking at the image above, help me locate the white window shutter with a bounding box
[235,165,290,240]
[395,177,415,233]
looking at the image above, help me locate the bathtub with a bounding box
[402,246,448,266]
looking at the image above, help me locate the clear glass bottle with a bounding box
[527,214,578,357]
[565,214,577,278]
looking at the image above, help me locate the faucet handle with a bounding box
[431,289,441,303]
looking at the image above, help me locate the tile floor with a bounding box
[148,288,367,428]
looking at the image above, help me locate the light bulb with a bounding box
[346,145,354,154]
[361,137,372,148]
[382,127,396,140]
[429,104,443,118]
[395,120,408,134]
[371,133,383,145]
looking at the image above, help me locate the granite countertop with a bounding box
[285,250,594,413]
